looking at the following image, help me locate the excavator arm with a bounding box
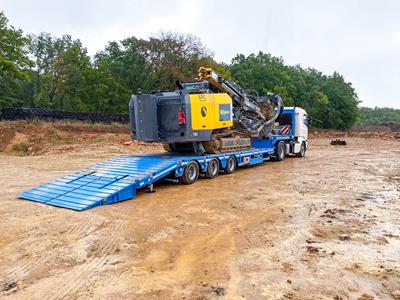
[197,67,284,137]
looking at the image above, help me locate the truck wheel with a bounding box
[205,158,220,179]
[224,156,237,174]
[181,161,199,184]
[297,142,306,157]
[276,141,286,161]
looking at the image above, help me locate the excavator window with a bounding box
[181,81,210,94]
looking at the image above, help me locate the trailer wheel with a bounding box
[297,142,306,157]
[205,158,220,179]
[224,156,237,174]
[276,141,286,161]
[181,161,199,184]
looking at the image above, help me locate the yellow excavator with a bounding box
[129,67,283,154]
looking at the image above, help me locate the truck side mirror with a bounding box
[306,116,312,127]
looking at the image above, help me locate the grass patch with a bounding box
[12,143,29,153]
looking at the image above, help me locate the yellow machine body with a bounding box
[189,93,233,130]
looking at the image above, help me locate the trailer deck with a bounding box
[18,147,277,211]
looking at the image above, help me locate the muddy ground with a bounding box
[0,121,399,299]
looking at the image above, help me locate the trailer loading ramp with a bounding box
[18,155,181,211]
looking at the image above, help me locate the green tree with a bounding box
[92,38,157,113]
[229,52,359,129]
[230,52,292,103]
[357,107,400,125]
[0,11,32,106]
[90,33,224,113]
[29,33,92,110]
[136,32,216,89]
[320,72,359,129]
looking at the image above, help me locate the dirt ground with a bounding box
[0,121,399,299]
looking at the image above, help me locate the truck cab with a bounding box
[273,107,311,157]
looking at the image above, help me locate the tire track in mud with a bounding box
[32,220,125,299]
[43,239,121,300]
[0,222,105,290]
[0,220,116,296]
[0,256,52,294]
[67,222,94,235]
[64,220,107,238]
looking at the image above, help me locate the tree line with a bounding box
[0,11,363,129]
[356,107,400,125]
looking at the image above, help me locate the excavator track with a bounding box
[203,134,251,154]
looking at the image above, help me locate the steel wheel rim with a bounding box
[210,161,218,176]
[187,165,196,181]
[228,158,234,171]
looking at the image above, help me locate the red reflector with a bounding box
[178,111,186,125]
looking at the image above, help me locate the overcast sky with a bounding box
[2,0,399,108]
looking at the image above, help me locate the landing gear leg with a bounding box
[146,183,156,193]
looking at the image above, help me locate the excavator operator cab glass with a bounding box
[181,81,210,94]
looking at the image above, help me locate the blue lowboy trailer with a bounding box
[18,107,309,211]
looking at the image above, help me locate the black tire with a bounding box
[205,158,220,179]
[224,155,237,174]
[275,141,286,161]
[181,161,199,184]
[297,142,306,157]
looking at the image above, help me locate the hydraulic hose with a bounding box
[255,94,284,136]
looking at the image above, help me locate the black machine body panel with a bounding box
[129,92,212,143]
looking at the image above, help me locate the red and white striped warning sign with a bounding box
[280,126,290,135]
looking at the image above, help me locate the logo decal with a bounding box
[219,104,232,121]
[201,106,207,117]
